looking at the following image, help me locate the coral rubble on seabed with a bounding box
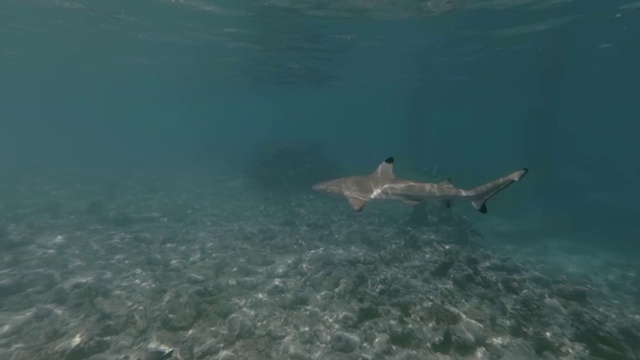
[0,170,638,360]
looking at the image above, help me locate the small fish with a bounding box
[312,157,528,213]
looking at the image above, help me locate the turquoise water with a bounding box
[3,0,638,250]
[1,1,640,359]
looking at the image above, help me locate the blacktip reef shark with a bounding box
[312,157,528,213]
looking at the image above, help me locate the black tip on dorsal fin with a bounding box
[374,157,396,178]
[438,178,453,186]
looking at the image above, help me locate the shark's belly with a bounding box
[371,190,403,200]
[375,183,465,201]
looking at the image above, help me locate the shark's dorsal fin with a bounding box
[372,157,395,178]
[438,178,453,187]
[347,196,367,212]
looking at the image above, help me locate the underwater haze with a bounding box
[1,1,640,359]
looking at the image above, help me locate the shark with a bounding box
[312,157,528,213]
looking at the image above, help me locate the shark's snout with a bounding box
[312,181,331,191]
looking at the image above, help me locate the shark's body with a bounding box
[312,157,528,213]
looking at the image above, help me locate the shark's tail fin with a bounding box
[467,168,528,213]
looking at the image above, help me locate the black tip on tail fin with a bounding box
[471,199,489,213]
[385,157,394,164]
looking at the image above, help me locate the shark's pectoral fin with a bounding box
[347,196,367,212]
[441,200,451,208]
[403,200,420,207]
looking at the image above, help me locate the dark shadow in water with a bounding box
[523,27,640,254]
[243,141,344,198]
[523,29,568,202]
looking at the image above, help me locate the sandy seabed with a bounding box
[0,169,638,360]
